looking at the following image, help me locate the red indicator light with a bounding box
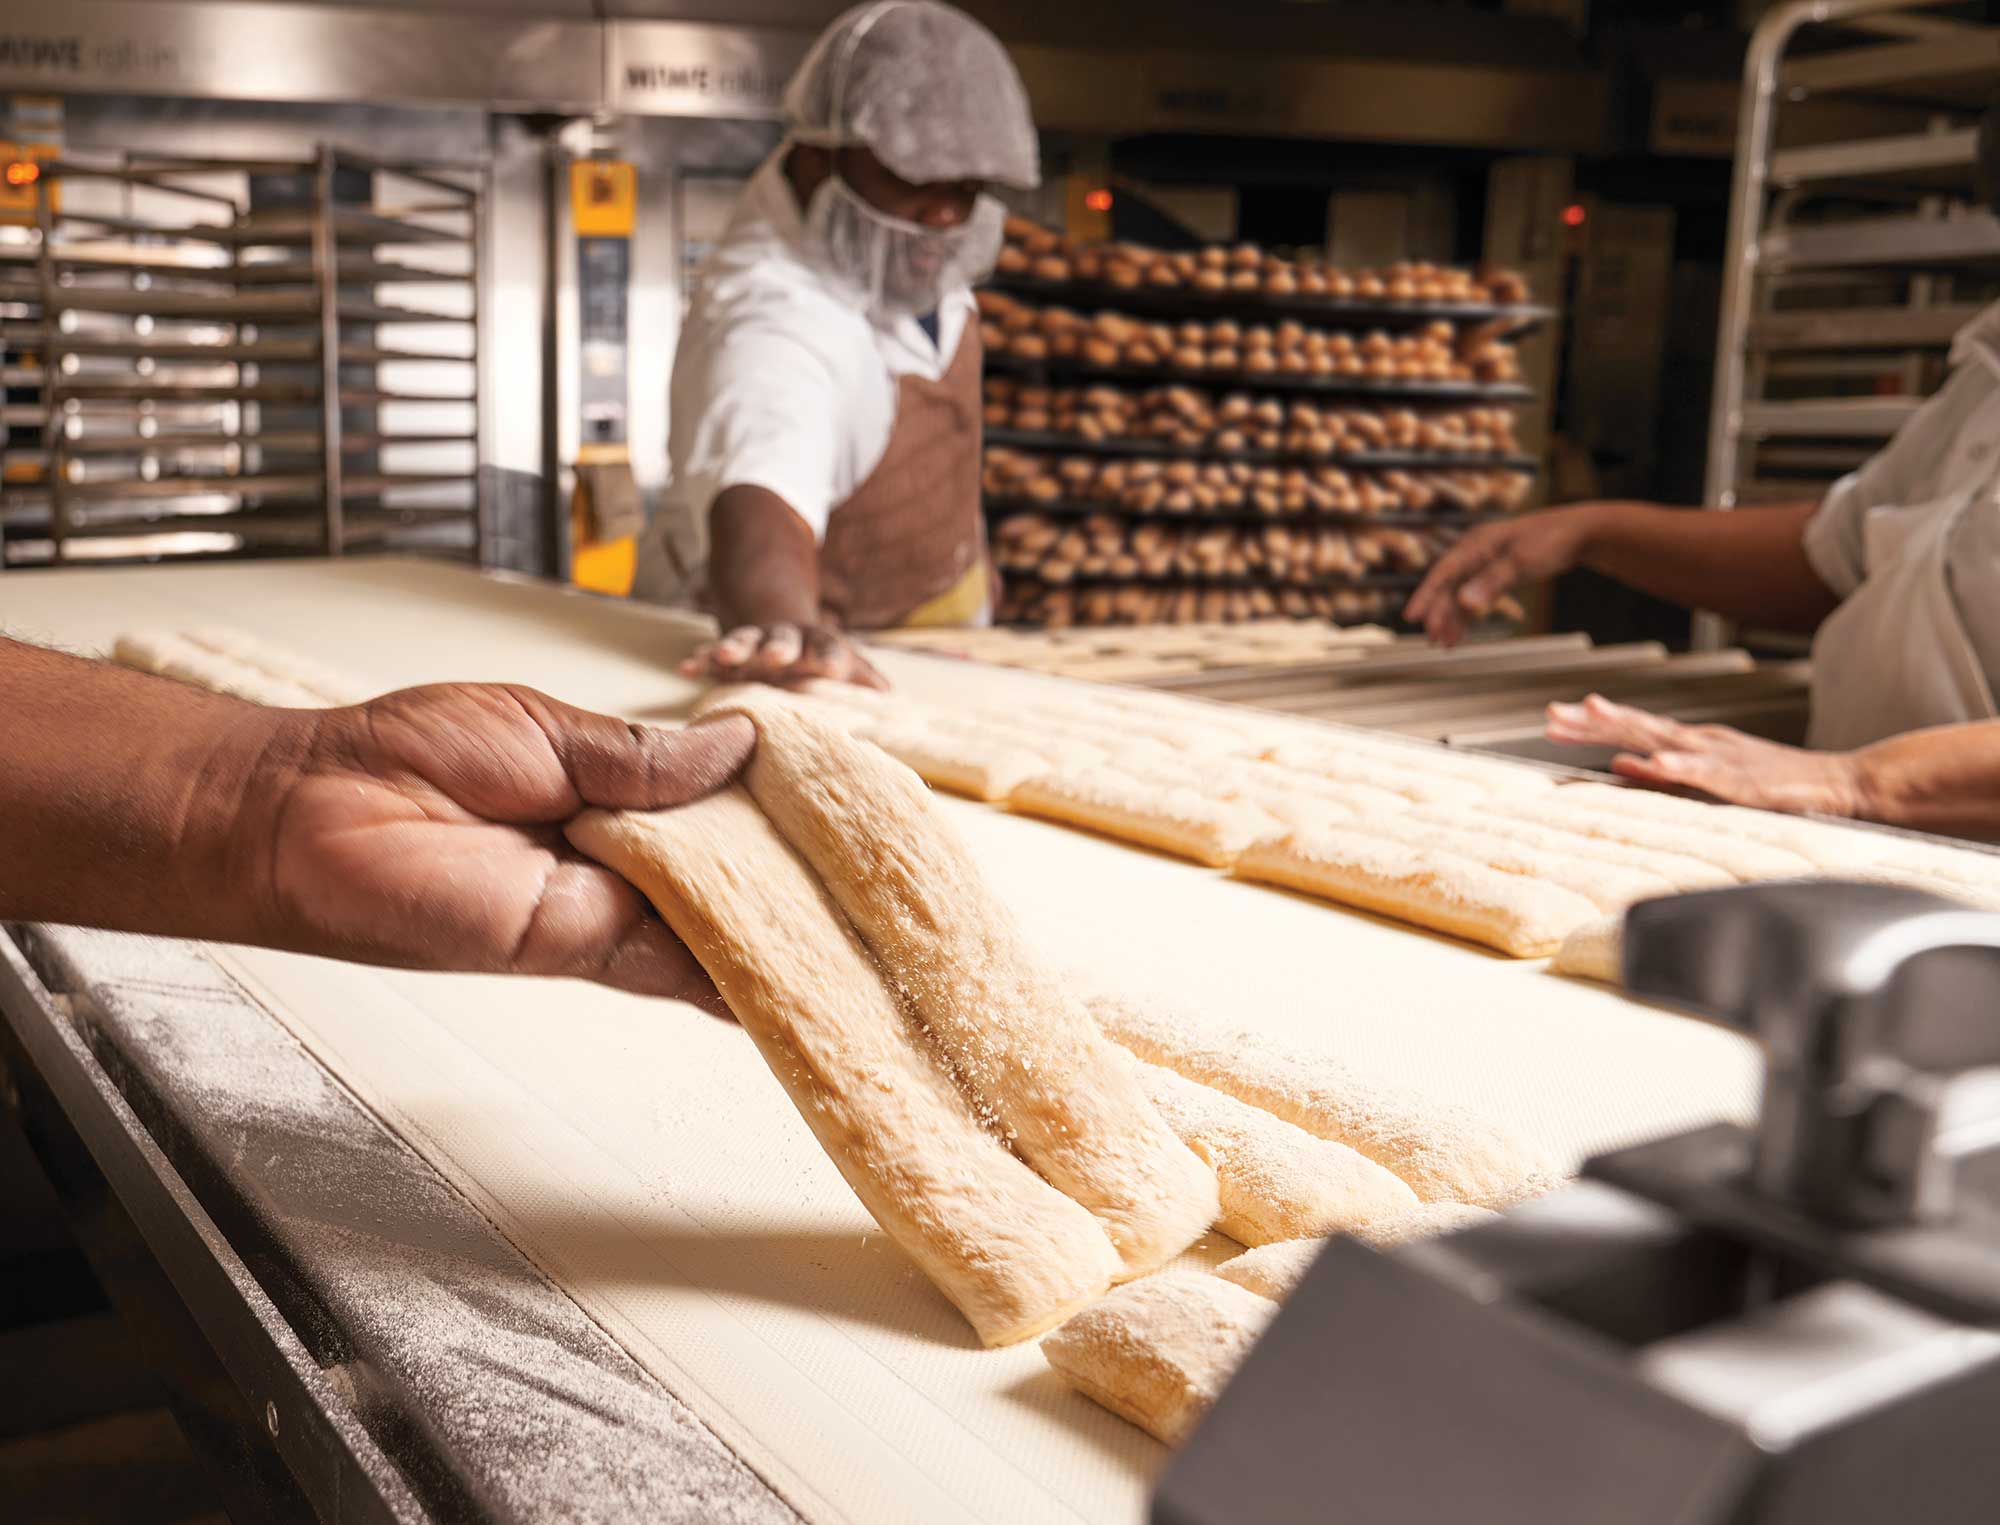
[1561,203,1587,228]
[1084,187,1113,213]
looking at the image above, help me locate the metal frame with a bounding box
[0,929,424,1524]
[1700,0,1999,650]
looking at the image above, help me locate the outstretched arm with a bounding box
[1547,694,2000,841]
[0,637,754,1004]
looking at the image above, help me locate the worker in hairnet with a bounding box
[635,0,1038,689]
[1399,108,2000,841]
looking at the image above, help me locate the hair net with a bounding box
[785,1,1040,190]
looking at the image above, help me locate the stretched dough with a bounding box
[567,789,1120,1346]
[1090,993,1560,1210]
[1265,735,1556,797]
[1008,767,1286,868]
[705,689,1220,1280]
[1217,1203,1500,1302]
[861,717,1054,802]
[1497,797,1815,881]
[1233,827,1601,958]
[181,626,375,705]
[1340,814,1677,914]
[1258,744,1491,808]
[1041,1272,1277,1446]
[1552,914,1622,984]
[1409,804,1733,893]
[1137,1062,1418,1246]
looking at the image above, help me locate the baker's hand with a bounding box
[1545,694,1866,816]
[680,622,888,691]
[240,686,755,1008]
[1403,507,1597,647]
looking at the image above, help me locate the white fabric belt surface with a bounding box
[0,559,1761,1524]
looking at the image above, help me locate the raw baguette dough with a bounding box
[1498,797,1815,881]
[1265,734,1556,797]
[1258,745,1491,808]
[1137,1062,1418,1246]
[706,689,1220,1280]
[1041,1272,1277,1446]
[1557,781,1888,871]
[1090,993,1560,1210]
[1232,827,1601,957]
[1008,767,1286,868]
[861,717,1054,802]
[1341,814,1677,913]
[113,632,334,709]
[566,789,1121,1345]
[1217,1203,1500,1302]
[1409,804,1733,893]
[182,626,375,705]
[1552,914,1622,984]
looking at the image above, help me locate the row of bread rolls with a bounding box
[983,378,1521,458]
[996,216,1531,307]
[999,580,1402,628]
[992,514,1450,586]
[977,293,1520,385]
[982,446,1529,519]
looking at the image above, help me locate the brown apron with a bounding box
[817,322,989,631]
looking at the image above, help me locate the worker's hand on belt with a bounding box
[1545,694,1867,816]
[680,623,889,691]
[1404,508,1596,647]
[245,687,755,1010]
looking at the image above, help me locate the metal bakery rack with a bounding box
[1701,0,2000,650]
[0,146,484,569]
[976,240,1546,631]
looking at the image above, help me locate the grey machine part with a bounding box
[1153,880,2000,1525]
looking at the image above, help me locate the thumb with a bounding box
[524,695,757,810]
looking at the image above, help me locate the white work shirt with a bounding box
[633,152,976,604]
[1800,300,2000,750]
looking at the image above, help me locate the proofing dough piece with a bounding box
[1551,914,1622,984]
[1555,781,1889,871]
[113,632,333,709]
[1265,735,1556,797]
[1409,803,1733,893]
[1090,993,1560,1210]
[859,716,1055,802]
[1138,1062,1418,1246]
[567,790,1119,1346]
[1255,745,1492,808]
[1498,796,1815,882]
[182,626,375,705]
[1342,814,1677,914]
[1008,766,1287,868]
[1109,744,1366,838]
[1233,827,1601,958]
[1041,1272,1277,1446]
[706,689,1220,1279]
[1217,1204,1501,1302]
[694,681,878,735]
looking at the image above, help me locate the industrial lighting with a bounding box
[1084,187,1114,213]
[1562,203,1587,228]
[3,160,39,187]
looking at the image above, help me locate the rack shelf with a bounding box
[984,498,1507,529]
[984,352,1529,403]
[984,426,1534,473]
[1000,569,1426,592]
[986,273,1548,334]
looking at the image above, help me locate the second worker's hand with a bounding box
[680,622,889,691]
[1403,506,1600,647]
[1545,693,1867,817]
[236,686,757,1010]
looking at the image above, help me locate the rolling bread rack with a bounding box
[0,145,484,569]
[976,219,1548,630]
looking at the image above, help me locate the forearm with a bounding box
[1579,499,1840,632]
[1850,719,2000,841]
[706,484,821,628]
[0,638,304,939]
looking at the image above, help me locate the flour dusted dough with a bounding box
[1265,734,1556,797]
[1259,744,1492,808]
[706,689,1219,1280]
[1090,993,1560,1210]
[182,625,375,705]
[1041,1272,1277,1446]
[1233,827,1601,957]
[1214,1238,1326,1301]
[566,790,1120,1346]
[1138,1062,1418,1246]
[1500,796,1815,881]
[1343,814,1677,914]
[860,717,1055,802]
[113,632,336,709]
[1409,803,1734,892]
[1357,1199,1499,1245]
[1552,914,1623,984]
[1008,767,1286,868]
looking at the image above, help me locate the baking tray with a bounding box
[984,352,1532,403]
[985,274,1550,334]
[983,427,1537,473]
[984,496,1503,528]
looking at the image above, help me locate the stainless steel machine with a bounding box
[1158,879,2000,1524]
